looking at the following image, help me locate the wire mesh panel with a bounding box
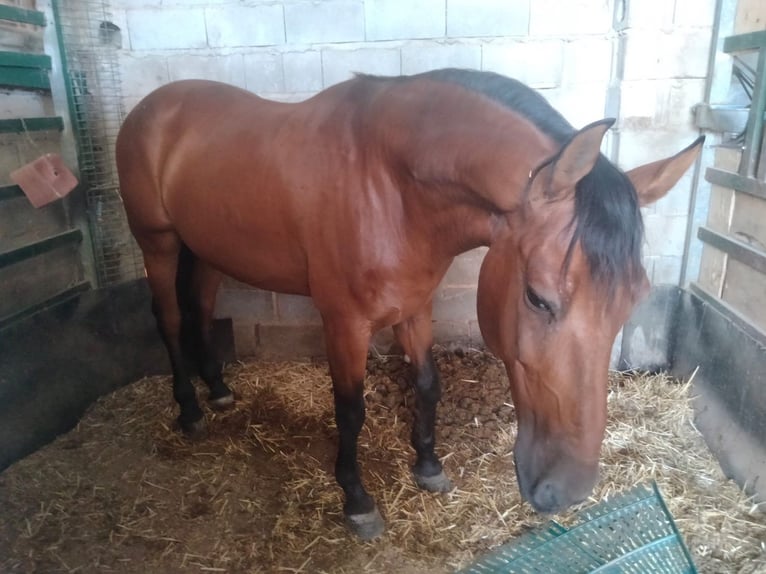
[53,0,143,286]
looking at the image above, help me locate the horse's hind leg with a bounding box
[394,305,452,493]
[141,232,207,438]
[180,250,233,408]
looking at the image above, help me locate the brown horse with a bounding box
[116,69,703,539]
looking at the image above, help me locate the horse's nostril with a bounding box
[531,480,560,514]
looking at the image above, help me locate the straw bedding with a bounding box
[0,347,764,573]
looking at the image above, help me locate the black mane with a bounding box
[397,68,646,292]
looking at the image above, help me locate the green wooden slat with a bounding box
[0,229,82,270]
[0,184,24,201]
[0,280,90,331]
[0,66,50,90]
[723,30,766,53]
[0,51,51,69]
[0,116,63,133]
[0,4,45,26]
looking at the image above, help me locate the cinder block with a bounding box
[643,213,689,258]
[127,8,207,50]
[481,41,563,88]
[243,52,285,94]
[544,85,608,129]
[275,293,322,324]
[255,324,326,359]
[617,129,701,171]
[214,288,276,321]
[118,53,169,98]
[622,30,711,81]
[615,0,674,31]
[284,1,364,44]
[432,320,472,346]
[283,51,323,92]
[432,286,477,323]
[561,38,613,87]
[447,0,529,37]
[322,48,401,87]
[167,54,246,89]
[529,0,612,36]
[205,5,285,48]
[441,248,486,287]
[401,43,481,75]
[468,320,486,348]
[232,321,258,358]
[365,0,445,41]
[673,0,716,27]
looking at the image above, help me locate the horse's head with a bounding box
[477,120,704,513]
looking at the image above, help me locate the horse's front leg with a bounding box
[323,317,385,540]
[394,306,452,492]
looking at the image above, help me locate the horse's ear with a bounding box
[625,136,705,207]
[545,119,614,198]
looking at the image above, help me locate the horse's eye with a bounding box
[525,286,553,315]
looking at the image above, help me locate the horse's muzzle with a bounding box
[514,449,598,514]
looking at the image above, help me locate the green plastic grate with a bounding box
[460,482,697,574]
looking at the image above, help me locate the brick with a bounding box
[127,8,207,50]
[447,0,529,37]
[561,38,613,86]
[214,288,275,321]
[643,214,689,258]
[275,293,322,324]
[401,43,481,75]
[167,54,246,89]
[441,248,486,287]
[321,48,401,87]
[529,0,612,36]
[243,52,285,93]
[255,324,326,359]
[284,1,364,44]
[205,5,285,48]
[674,0,716,27]
[544,85,608,129]
[432,286,477,323]
[232,321,258,358]
[615,0,674,31]
[622,30,711,81]
[365,0,445,41]
[481,41,563,88]
[652,256,683,285]
[283,51,323,92]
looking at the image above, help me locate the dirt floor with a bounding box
[1,348,764,573]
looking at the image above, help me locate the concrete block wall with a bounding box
[108,0,714,358]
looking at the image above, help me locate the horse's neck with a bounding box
[377,83,557,215]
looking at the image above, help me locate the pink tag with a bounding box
[10,153,79,208]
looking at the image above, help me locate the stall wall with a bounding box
[104,0,714,357]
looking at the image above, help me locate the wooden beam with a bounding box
[698,226,766,275]
[0,281,90,331]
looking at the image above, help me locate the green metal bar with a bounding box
[723,30,766,53]
[0,185,24,202]
[738,48,766,177]
[0,66,50,90]
[0,51,52,69]
[0,229,82,270]
[0,280,90,331]
[0,5,45,26]
[0,116,63,133]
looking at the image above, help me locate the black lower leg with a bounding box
[334,385,375,516]
[153,301,204,429]
[411,350,443,478]
[190,312,231,402]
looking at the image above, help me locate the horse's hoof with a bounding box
[209,392,235,410]
[345,507,385,540]
[414,470,453,493]
[181,417,208,441]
